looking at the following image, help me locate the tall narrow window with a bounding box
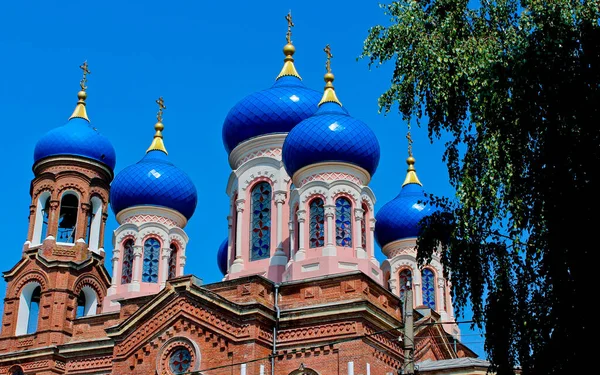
[142,238,161,282]
[85,197,103,250]
[250,182,271,261]
[16,283,42,335]
[27,286,41,334]
[40,196,50,242]
[168,243,178,279]
[76,291,86,318]
[58,193,78,243]
[121,239,134,284]
[422,268,436,309]
[335,197,352,247]
[399,269,412,303]
[309,198,325,248]
[32,192,51,245]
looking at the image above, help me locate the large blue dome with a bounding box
[110,150,198,220]
[217,238,228,276]
[222,75,322,154]
[34,117,116,170]
[375,181,435,248]
[283,102,380,177]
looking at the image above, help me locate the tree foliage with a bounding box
[361,1,599,374]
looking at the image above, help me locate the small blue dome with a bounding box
[110,150,198,220]
[283,102,380,177]
[375,183,435,248]
[34,117,116,170]
[222,76,322,153]
[217,238,228,276]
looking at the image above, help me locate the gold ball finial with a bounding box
[324,72,335,83]
[77,90,87,101]
[407,156,416,165]
[155,122,164,132]
[283,43,295,56]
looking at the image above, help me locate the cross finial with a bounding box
[79,61,91,91]
[285,10,294,44]
[406,123,413,157]
[156,96,166,122]
[324,44,333,73]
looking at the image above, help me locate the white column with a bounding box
[323,205,336,256]
[437,277,446,313]
[348,361,354,375]
[366,363,371,375]
[369,217,379,266]
[179,252,186,276]
[240,363,247,375]
[354,207,366,258]
[231,199,245,273]
[108,249,120,295]
[288,221,295,267]
[131,245,143,291]
[295,210,306,261]
[160,247,172,289]
[226,214,233,274]
[272,191,287,265]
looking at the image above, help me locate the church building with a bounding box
[0,14,483,375]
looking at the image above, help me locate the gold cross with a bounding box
[156,97,166,122]
[285,10,294,44]
[79,61,91,91]
[324,44,333,73]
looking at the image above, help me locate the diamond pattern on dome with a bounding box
[217,238,228,276]
[110,151,198,219]
[222,76,321,153]
[374,183,435,248]
[34,117,116,170]
[282,103,380,177]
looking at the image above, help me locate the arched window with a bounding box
[121,239,134,284]
[16,283,41,335]
[142,238,161,283]
[9,366,24,375]
[168,243,178,279]
[85,196,103,250]
[32,192,51,245]
[335,197,352,247]
[58,193,78,243]
[250,182,271,261]
[309,198,325,248]
[399,269,412,303]
[76,286,98,318]
[422,268,436,309]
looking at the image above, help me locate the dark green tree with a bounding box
[361,1,599,374]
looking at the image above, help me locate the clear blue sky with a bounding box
[0,0,485,357]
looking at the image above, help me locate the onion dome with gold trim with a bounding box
[282,46,380,178]
[110,100,198,220]
[221,14,321,154]
[34,63,116,170]
[217,238,228,276]
[374,157,435,248]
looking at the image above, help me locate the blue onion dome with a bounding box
[34,88,116,171]
[217,238,228,276]
[110,108,198,220]
[375,157,435,248]
[282,57,380,178]
[222,41,322,154]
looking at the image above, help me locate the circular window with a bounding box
[169,347,192,374]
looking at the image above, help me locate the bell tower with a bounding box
[0,63,114,350]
